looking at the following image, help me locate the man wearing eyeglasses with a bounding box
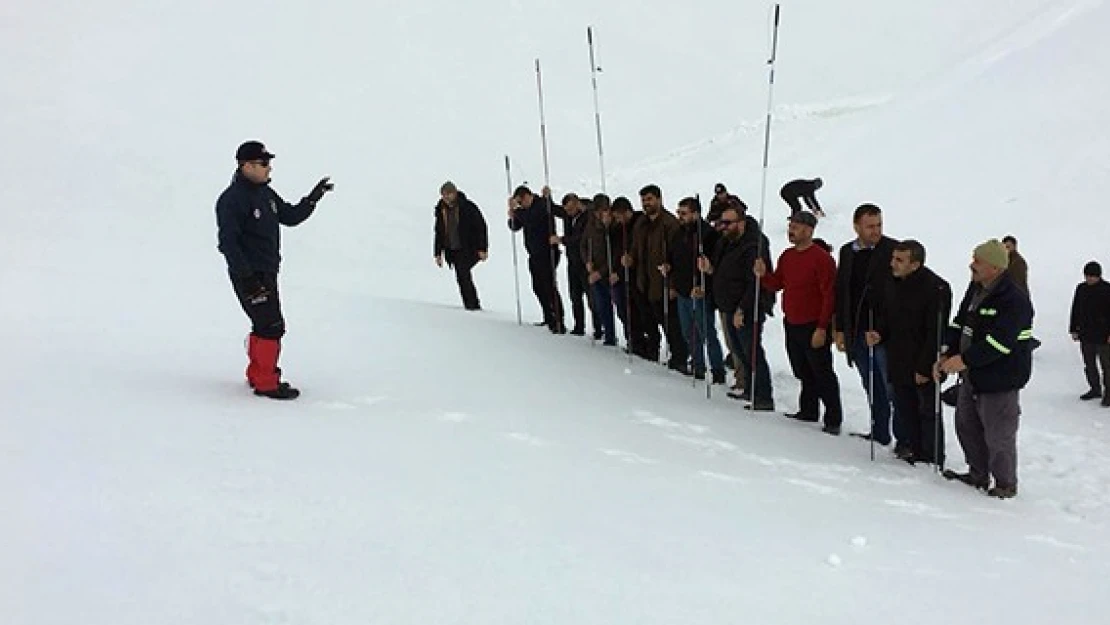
[216,140,333,400]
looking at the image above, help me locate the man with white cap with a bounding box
[937,239,1034,498]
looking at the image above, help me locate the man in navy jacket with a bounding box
[216,141,333,400]
[937,239,1034,498]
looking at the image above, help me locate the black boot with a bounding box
[711,369,727,385]
[943,469,989,491]
[254,381,300,400]
[1080,389,1102,401]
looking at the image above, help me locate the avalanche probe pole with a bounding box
[934,287,946,473]
[697,195,711,399]
[587,26,607,193]
[868,308,876,462]
[751,4,781,406]
[505,154,523,325]
[536,58,560,331]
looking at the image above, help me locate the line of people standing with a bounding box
[429,179,1053,499]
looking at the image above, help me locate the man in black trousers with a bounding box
[434,181,489,311]
[508,185,566,333]
[869,240,952,465]
[216,140,333,400]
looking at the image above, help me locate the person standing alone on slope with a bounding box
[1069,261,1110,406]
[434,181,489,311]
[216,141,333,400]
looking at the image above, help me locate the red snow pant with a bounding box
[232,272,285,392]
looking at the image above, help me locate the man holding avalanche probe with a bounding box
[216,140,334,400]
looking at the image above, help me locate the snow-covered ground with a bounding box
[2,0,1107,623]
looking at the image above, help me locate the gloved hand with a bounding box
[307,177,334,203]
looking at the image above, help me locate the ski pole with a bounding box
[934,285,946,472]
[505,155,522,325]
[868,307,876,462]
[535,58,561,332]
[696,202,711,399]
[587,26,607,194]
[751,3,781,407]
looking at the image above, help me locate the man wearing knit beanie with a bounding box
[936,239,1034,498]
[1068,260,1110,406]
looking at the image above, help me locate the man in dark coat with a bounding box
[870,240,952,465]
[780,178,825,217]
[611,197,648,354]
[434,181,489,311]
[699,203,776,406]
[835,203,900,446]
[581,195,624,346]
[938,239,1035,499]
[508,185,566,333]
[625,184,687,369]
[555,192,599,336]
[668,196,726,383]
[1069,261,1110,405]
[707,182,747,223]
[215,140,333,400]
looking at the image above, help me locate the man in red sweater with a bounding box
[755,211,844,434]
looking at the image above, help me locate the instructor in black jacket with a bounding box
[434,181,489,311]
[216,140,333,400]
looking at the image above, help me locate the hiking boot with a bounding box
[1080,389,1101,401]
[943,469,990,491]
[711,369,727,385]
[822,423,841,436]
[254,382,300,400]
[785,412,818,423]
[988,485,1017,499]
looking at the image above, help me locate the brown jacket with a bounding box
[631,209,680,301]
[1008,250,1029,298]
[580,212,615,279]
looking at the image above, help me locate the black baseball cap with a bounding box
[714,183,727,194]
[789,211,818,228]
[236,140,275,162]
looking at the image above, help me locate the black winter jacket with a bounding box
[710,216,775,317]
[560,210,590,269]
[216,172,317,278]
[836,235,898,354]
[433,192,489,261]
[876,266,952,386]
[943,273,1035,393]
[667,219,719,298]
[508,198,565,257]
[1069,279,1110,344]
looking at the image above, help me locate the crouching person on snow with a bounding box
[216,141,333,400]
[936,239,1034,498]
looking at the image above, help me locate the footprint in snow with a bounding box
[504,432,547,447]
[631,409,710,434]
[599,448,658,465]
[666,434,739,455]
[313,400,357,410]
[785,478,842,496]
[698,470,747,484]
[883,499,959,520]
[1024,534,1086,552]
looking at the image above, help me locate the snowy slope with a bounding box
[2,0,1108,623]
